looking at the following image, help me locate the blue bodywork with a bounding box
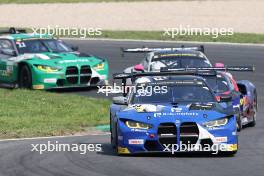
[110,76,239,155]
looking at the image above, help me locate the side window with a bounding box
[227,76,235,91]
[140,56,149,70]
[0,39,15,58]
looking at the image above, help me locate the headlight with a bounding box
[35,65,62,72]
[93,63,105,71]
[203,118,228,128]
[125,121,152,129]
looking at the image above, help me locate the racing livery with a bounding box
[237,80,257,127]
[163,67,257,131]
[0,28,108,89]
[122,46,212,73]
[110,72,238,155]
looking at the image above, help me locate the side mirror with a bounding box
[214,62,225,67]
[113,96,128,105]
[0,49,16,56]
[220,95,232,102]
[134,64,144,71]
[71,46,79,51]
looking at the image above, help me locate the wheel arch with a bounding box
[17,62,32,77]
[17,61,33,88]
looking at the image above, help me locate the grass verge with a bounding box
[0,88,111,139]
[1,27,264,44]
[97,31,264,44]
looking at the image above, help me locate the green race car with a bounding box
[0,28,108,90]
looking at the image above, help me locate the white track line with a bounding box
[0,132,110,142]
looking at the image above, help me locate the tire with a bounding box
[236,114,242,132]
[115,122,119,155]
[248,107,256,127]
[222,151,237,156]
[254,92,258,112]
[19,65,32,89]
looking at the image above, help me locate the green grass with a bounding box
[0,88,111,139]
[31,29,264,44]
[2,27,264,44]
[0,0,176,4]
[97,31,264,44]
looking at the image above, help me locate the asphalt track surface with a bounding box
[0,40,264,176]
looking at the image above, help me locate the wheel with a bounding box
[236,114,242,132]
[254,92,258,112]
[221,150,237,156]
[110,115,115,148]
[115,122,119,155]
[248,107,256,127]
[19,65,32,89]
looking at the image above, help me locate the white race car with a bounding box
[122,46,213,73]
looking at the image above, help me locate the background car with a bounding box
[122,46,214,73]
[0,28,108,89]
[237,80,257,127]
[158,67,257,131]
[198,70,257,131]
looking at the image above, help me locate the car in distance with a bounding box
[162,67,257,131]
[0,28,108,89]
[110,71,238,155]
[122,46,213,73]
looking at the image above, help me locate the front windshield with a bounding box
[154,56,212,68]
[131,84,215,104]
[16,39,72,54]
[204,76,229,93]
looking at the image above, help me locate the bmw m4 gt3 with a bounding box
[0,28,108,89]
[110,72,238,155]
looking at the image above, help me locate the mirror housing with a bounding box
[71,46,79,51]
[214,62,225,68]
[134,64,144,71]
[113,96,128,105]
[0,50,16,56]
[220,95,232,102]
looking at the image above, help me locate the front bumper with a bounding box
[116,118,238,155]
[31,65,108,90]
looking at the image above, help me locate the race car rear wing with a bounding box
[0,27,27,35]
[160,66,255,72]
[113,70,201,96]
[113,65,255,80]
[113,65,255,96]
[121,45,205,57]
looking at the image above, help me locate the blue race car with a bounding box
[110,71,238,155]
[162,66,257,131]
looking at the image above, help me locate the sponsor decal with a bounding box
[58,59,91,64]
[33,85,44,89]
[171,107,182,112]
[154,112,199,117]
[215,136,228,143]
[44,78,57,83]
[128,139,144,145]
[131,129,148,133]
[117,147,130,154]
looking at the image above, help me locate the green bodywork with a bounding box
[0,33,108,89]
